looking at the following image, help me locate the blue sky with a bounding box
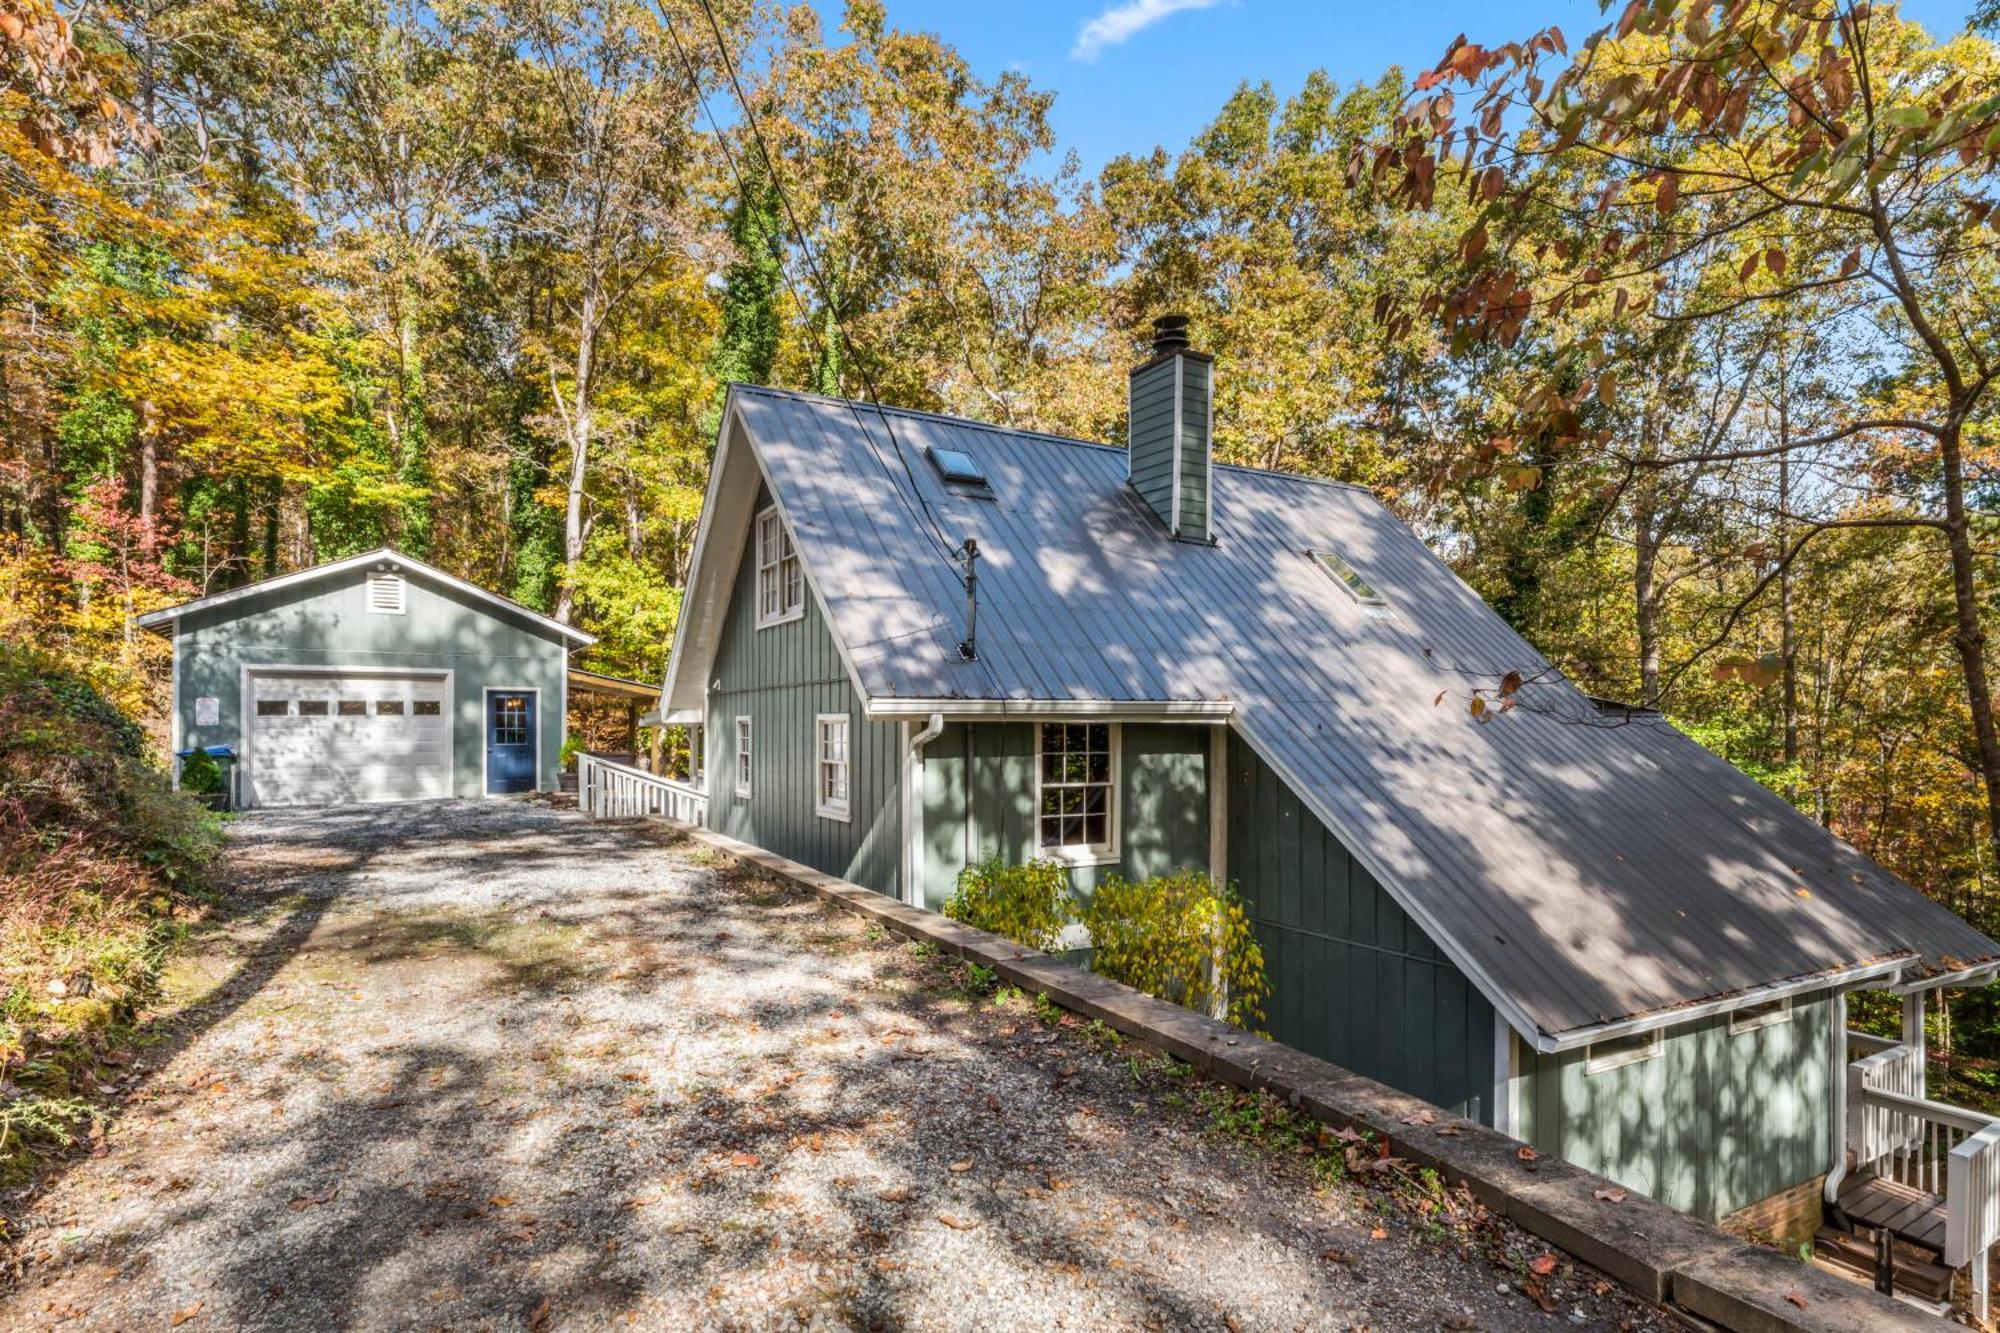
[836,0,1980,175]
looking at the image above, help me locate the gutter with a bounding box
[1531,955,1912,1055]
[866,697,1234,722]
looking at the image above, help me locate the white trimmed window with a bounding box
[1035,722,1118,864]
[756,507,804,627]
[1728,997,1793,1036]
[1584,1028,1662,1075]
[815,713,850,821]
[366,571,406,614]
[734,716,753,797]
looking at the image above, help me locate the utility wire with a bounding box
[655,0,965,572]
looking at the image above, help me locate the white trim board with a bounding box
[480,685,543,797]
[139,548,594,646]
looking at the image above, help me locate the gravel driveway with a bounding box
[0,800,1674,1331]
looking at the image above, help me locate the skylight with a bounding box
[1311,549,1387,608]
[927,446,988,487]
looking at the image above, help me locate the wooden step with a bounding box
[1813,1226,1954,1302]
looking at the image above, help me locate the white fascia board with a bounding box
[660,398,751,714]
[136,548,596,646]
[1889,959,2000,995]
[1535,956,1912,1054]
[864,697,1234,722]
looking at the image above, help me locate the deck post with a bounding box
[1975,1244,1990,1324]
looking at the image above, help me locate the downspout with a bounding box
[1825,987,1852,1208]
[902,712,945,907]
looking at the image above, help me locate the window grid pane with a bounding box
[1037,722,1112,853]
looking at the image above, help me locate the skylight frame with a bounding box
[1309,548,1388,609]
[926,445,990,489]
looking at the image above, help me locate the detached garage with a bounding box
[140,548,593,807]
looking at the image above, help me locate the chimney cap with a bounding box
[1150,313,1191,355]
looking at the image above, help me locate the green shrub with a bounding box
[177,748,224,794]
[1081,869,1271,1030]
[943,857,1075,952]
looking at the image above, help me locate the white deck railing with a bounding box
[1847,1038,2000,1315]
[577,752,706,825]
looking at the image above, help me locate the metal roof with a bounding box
[137,548,597,646]
[707,384,2000,1044]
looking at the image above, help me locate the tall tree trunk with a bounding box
[1778,449,1799,768]
[554,289,598,626]
[394,291,433,557]
[1633,480,1662,707]
[1939,422,2000,872]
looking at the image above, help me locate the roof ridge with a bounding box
[730,383,1381,496]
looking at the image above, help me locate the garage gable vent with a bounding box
[366,571,406,615]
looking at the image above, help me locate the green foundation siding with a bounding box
[1514,998,1831,1221]
[704,494,901,895]
[173,565,568,799]
[1226,732,1497,1123]
[919,721,1211,913]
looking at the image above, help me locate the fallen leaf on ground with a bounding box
[1369,1227,1387,1241]
[1783,1292,1808,1310]
[877,1187,911,1203]
[1593,1187,1626,1203]
[1400,1109,1436,1126]
[937,1213,979,1230]
[170,1301,203,1327]
[947,1158,973,1173]
[488,1195,515,1208]
[1320,1247,1358,1266]
[728,1152,760,1168]
[1528,1254,1558,1276]
[527,1296,552,1330]
[287,1183,337,1210]
[1515,1146,1538,1162]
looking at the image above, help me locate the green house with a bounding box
[140,550,593,805]
[649,322,2000,1299]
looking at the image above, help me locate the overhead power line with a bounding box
[654,0,967,576]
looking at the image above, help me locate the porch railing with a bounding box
[578,752,706,825]
[1847,1037,2000,1315]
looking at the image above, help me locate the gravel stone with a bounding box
[0,799,1678,1331]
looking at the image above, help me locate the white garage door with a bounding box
[247,672,451,807]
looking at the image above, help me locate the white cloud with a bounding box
[1069,0,1221,64]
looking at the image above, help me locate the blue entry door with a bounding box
[486,691,537,794]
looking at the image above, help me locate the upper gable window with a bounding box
[756,506,804,628]
[367,571,406,615]
[1310,548,1387,609]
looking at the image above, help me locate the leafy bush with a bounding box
[943,857,1075,952]
[177,748,224,794]
[1082,870,1271,1030]
[0,643,217,1182]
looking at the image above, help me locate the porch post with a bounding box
[1903,991,1927,1099]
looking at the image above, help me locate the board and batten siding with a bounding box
[174,567,567,799]
[1226,732,1497,1123]
[1125,353,1212,543]
[704,496,901,895]
[919,721,1210,912]
[1513,997,1832,1221]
